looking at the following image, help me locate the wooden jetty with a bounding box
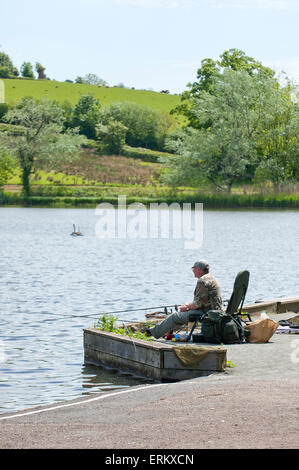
[83,295,299,382]
[242,296,299,315]
[84,329,226,382]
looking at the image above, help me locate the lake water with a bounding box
[0,207,298,414]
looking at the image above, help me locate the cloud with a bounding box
[77,0,184,7]
[208,0,298,10]
[86,0,298,8]
[110,0,182,7]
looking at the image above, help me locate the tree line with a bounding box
[0,50,116,86]
[0,51,46,79]
[162,49,299,192]
[0,48,298,197]
[0,94,174,197]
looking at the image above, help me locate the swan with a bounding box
[70,224,83,236]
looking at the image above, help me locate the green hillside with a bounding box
[2,79,181,112]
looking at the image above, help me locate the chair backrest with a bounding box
[225,270,250,315]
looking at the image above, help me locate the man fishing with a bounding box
[146,260,222,339]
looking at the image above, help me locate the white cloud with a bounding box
[107,0,182,7]
[77,0,183,7]
[208,0,298,10]
[87,0,298,8]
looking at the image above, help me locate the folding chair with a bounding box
[186,270,251,341]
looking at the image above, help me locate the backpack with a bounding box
[201,310,249,344]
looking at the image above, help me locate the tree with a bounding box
[59,100,74,131]
[98,101,173,150]
[72,94,101,139]
[20,62,34,78]
[0,51,19,77]
[75,76,84,84]
[0,66,10,78]
[35,62,46,79]
[172,48,276,128]
[74,74,107,86]
[83,74,107,86]
[163,69,298,192]
[253,84,299,187]
[0,103,9,122]
[219,48,275,76]
[0,146,15,189]
[0,98,86,197]
[96,119,128,155]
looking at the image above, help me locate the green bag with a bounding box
[201,310,247,344]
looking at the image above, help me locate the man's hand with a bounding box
[180,304,189,312]
[180,302,198,312]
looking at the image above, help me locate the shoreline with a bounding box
[0,296,298,448]
[1,193,299,209]
[0,334,298,449]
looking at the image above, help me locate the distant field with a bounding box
[2,79,181,113]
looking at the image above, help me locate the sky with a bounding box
[1,0,299,94]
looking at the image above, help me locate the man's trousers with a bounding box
[149,309,204,339]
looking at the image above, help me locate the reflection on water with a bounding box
[81,363,156,394]
[0,207,298,413]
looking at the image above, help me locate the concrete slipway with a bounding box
[83,298,299,382]
[0,307,298,449]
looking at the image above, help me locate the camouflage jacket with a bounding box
[193,273,222,311]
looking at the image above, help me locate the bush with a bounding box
[0,66,10,78]
[96,119,127,155]
[94,314,153,341]
[0,103,9,121]
[72,94,101,139]
[0,146,15,188]
[123,145,174,162]
[98,101,173,151]
[1,189,299,209]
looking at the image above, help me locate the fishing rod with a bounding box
[41,304,181,322]
[95,304,180,317]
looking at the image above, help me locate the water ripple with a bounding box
[0,207,298,413]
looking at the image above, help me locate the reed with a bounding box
[1,191,299,208]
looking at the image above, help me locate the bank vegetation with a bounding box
[0,48,298,209]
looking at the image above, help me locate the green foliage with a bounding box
[2,190,299,208]
[0,51,19,77]
[20,62,35,79]
[219,48,275,76]
[0,52,14,70]
[0,146,15,188]
[254,85,299,184]
[123,144,174,162]
[96,119,128,155]
[35,62,46,79]
[172,48,277,128]
[75,76,84,84]
[59,100,75,131]
[94,314,153,341]
[0,103,9,121]
[95,314,119,332]
[96,101,174,150]
[79,73,107,86]
[226,360,235,368]
[0,66,10,79]
[72,94,101,139]
[164,69,299,191]
[0,97,86,196]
